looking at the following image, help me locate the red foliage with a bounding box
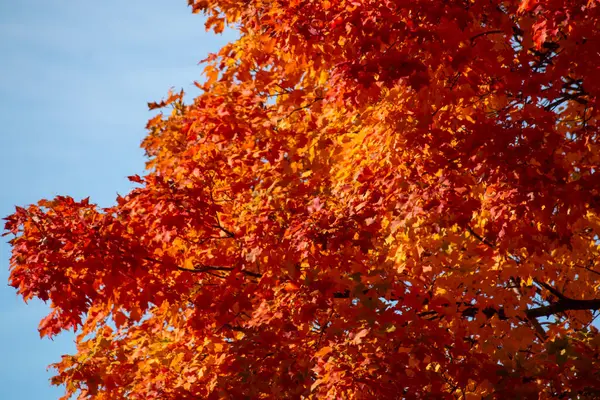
[6,0,600,398]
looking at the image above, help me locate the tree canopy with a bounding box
[5,0,600,398]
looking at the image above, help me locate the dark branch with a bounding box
[333,289,351,298]
[177,265,262,278]
[533,279,567,300]
[458,296,600,321]
[470,30,504,45]
[332,288,372,298]
[216,225,235,238]
[573,262,600,277]
[466,226,495,248]
[457,294,600,321]
[279,97,324,122]
[526,297,600,319]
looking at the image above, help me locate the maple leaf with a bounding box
[352,328,369,345]
[147,88,184,110]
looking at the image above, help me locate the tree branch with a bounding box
[533,279,567,300]
[470,30,504,46]
[458,296,600,321]
[466,226,495,248]
[526,297,600,319]
[177,265,262,278]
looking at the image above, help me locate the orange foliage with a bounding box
[5,0,600,398]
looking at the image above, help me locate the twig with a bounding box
[470,30,504,46]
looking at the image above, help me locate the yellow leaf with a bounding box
[183,257,195,270]
[170,352,184,368]
[318,70,328,85]
[315,346,333,358]
[311,379,323,391]
[525,276,533,286]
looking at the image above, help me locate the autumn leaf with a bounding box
[352,329,369,345]
[147,88,184,110]
[314,346,333,358]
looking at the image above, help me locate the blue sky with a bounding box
[0,1,235,398]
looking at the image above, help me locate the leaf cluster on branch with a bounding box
[5,0,600,398]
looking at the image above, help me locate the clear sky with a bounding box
[0,1,235,398]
